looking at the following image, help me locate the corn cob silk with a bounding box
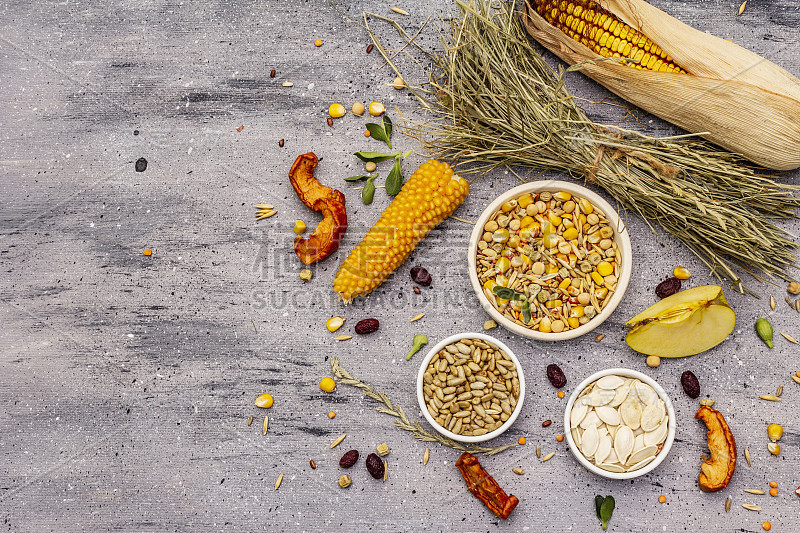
[530,0,685,73]
[334,160,469,303]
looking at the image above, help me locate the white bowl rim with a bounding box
[467,180,633,341]
[563,367,677,480]
[416,332,526,443]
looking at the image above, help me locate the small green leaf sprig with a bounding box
[346,115,413,203]
[594,495,615,531]
[492,286,532,324]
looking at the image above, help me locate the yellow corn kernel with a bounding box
[326,316,345,332]
[767,424,783,442]
[553,191,572,202]
[591,271,605,286]
[545,300,560,309]
[519,226,539,241]
[518,194,534,208]
[520,255,533,269]
[368,102,386,116]
[545,263,560,275]
[495,274,509,287]
[328,103,346,118]
[673,266,691,279]
[520,215,536,229]
[320,377,336,393]
[570,306,585,318]
[333,160,469,302]
[548,212,563,227]
[255,393,274,408]
[293,219,307,234]
[563,227,579,240]
[597,261,614,277]
[576,197,593,214]
[508,235,521,249]
[495,256,511,274]
[559,278,572,290]
[595,286,609,299]
[567,317,580,329]
[501,200,517,212]
[492,228,510,243]
[540,219,556,236]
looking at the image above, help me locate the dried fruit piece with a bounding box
[355,318,379,334]
[366,453,385,479]
[455,452,520,520]
[288,153,348,265]
[696,406,736,492]
[655,277,681,299]
[339,449,359,468]
[410,266,433,287]
[681,371,701,399]
[546,364,567,388]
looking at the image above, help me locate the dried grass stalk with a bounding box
[362,0,799,291]
[523,0,800,170]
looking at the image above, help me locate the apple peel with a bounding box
[696,405,736,492]
[288,152,347,265]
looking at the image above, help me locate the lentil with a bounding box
[556,434,564,442]
[769,481,778,488]
[328,411,336,419]
[769,488,778,497]
[518,436,527,445]
[143,248,152,256]
[314,39,323,47]
[658,495,666,503]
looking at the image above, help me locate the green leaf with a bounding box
[385,158,404,195]
[401,149,414,159]
[521,299,531,324]
[344,174,375,182]
[600,495,615,530]
[354,151,398,163]
[594,496,604,520]
[365,123,391,148]
[491,286,525,301]
[383,115,393,140]
[362,176,376,205]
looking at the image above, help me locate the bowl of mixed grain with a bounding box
[564,368,676,479]
[468,180,632,340]
[417,333,525,443]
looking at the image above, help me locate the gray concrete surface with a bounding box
[1,0,799,531]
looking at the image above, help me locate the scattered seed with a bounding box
[737,0,747,16]
[725,497,732,512]
[270,69,276,78]
[330,433,346,448]
[699,399,716,407]
[542,420,552,427]
[786,296,794,309]
[278,138,285,147]
[236,125,244,132]
[745,448,752,467]
[776,384,784,397]
[780,332,798,344]
[247,416,253,426]
[760,394,782,402]
[658,495,666,504]
[512,467,525,475]
[796,300,800,313]
[255,209,278,220]
[334,335,352,341]
[646,355,661,367]
[328,411,336,419]
[742,504,762,512]
[423,447,430,465]
[390,6,409,15]
[744,489,766,495]
[299,269,313,281]
[483,319,497,331]
[792,375,800,385]
[366,43,374,54]
[392,76,405,90]
[410,313,425,322]
[282,81,293,87]
[770,295,776,311]
[376,443,390,456]
[262,416,269,435]
[536,444,541,458]
[518,437,526,445]
[327,117,333,127]
[309,459,317,469]
[768,442,781,455]
[595,334,605,342]
[255,204,274,209]
[314,39,323,47]
[541,451,555,462]
[383,460,388,482]
[413,286,421,295]
[338,474,352,488]
[274,472,283,490]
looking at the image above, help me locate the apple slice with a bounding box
[626,285,736,358]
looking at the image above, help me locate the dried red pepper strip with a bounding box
[455,452,519,520]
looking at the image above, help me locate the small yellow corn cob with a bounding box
[334,160,469,303]
[531,0,685,73]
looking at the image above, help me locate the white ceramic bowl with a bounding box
[417,332,526,443]
[467,180,632,341]
[564,368,676,480]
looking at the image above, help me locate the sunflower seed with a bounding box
[410,313,425,322]
[745,448,752,467]
[776,384,784,397]
[423,448,430,465]
[744,489,765,495]
[541,451,555,462]
[330,433,346,448]
[770,295,776,311]
[274,472,283,490]
[262,416,269,435]
[512,467,525,475]
[741,504,761,511]
[780,332,798,344]
[725,497,732,512]
[760,394,782,401]
[536,444,541,458]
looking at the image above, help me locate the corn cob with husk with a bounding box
[334,160,469,303]
[523,0,800,170]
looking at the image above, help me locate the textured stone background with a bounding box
[1,1,799,531]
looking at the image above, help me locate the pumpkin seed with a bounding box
[741,504,761,511]
[743,489,765,495]
[330,433,346,448]
[725,497,732,512]
[274,472,283,490]
[541,451,555,462]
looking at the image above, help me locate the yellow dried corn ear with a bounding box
[531,0,685,73]
[333,160,469,303]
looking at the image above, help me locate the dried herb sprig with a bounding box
[359,0,800,293]
[330,357,517,455]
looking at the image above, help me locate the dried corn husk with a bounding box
[523,0,800,170]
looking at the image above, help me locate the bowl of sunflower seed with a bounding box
[467,180,632,340]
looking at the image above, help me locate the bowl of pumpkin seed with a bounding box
[417,332,525,443]
[468,180,632,340]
